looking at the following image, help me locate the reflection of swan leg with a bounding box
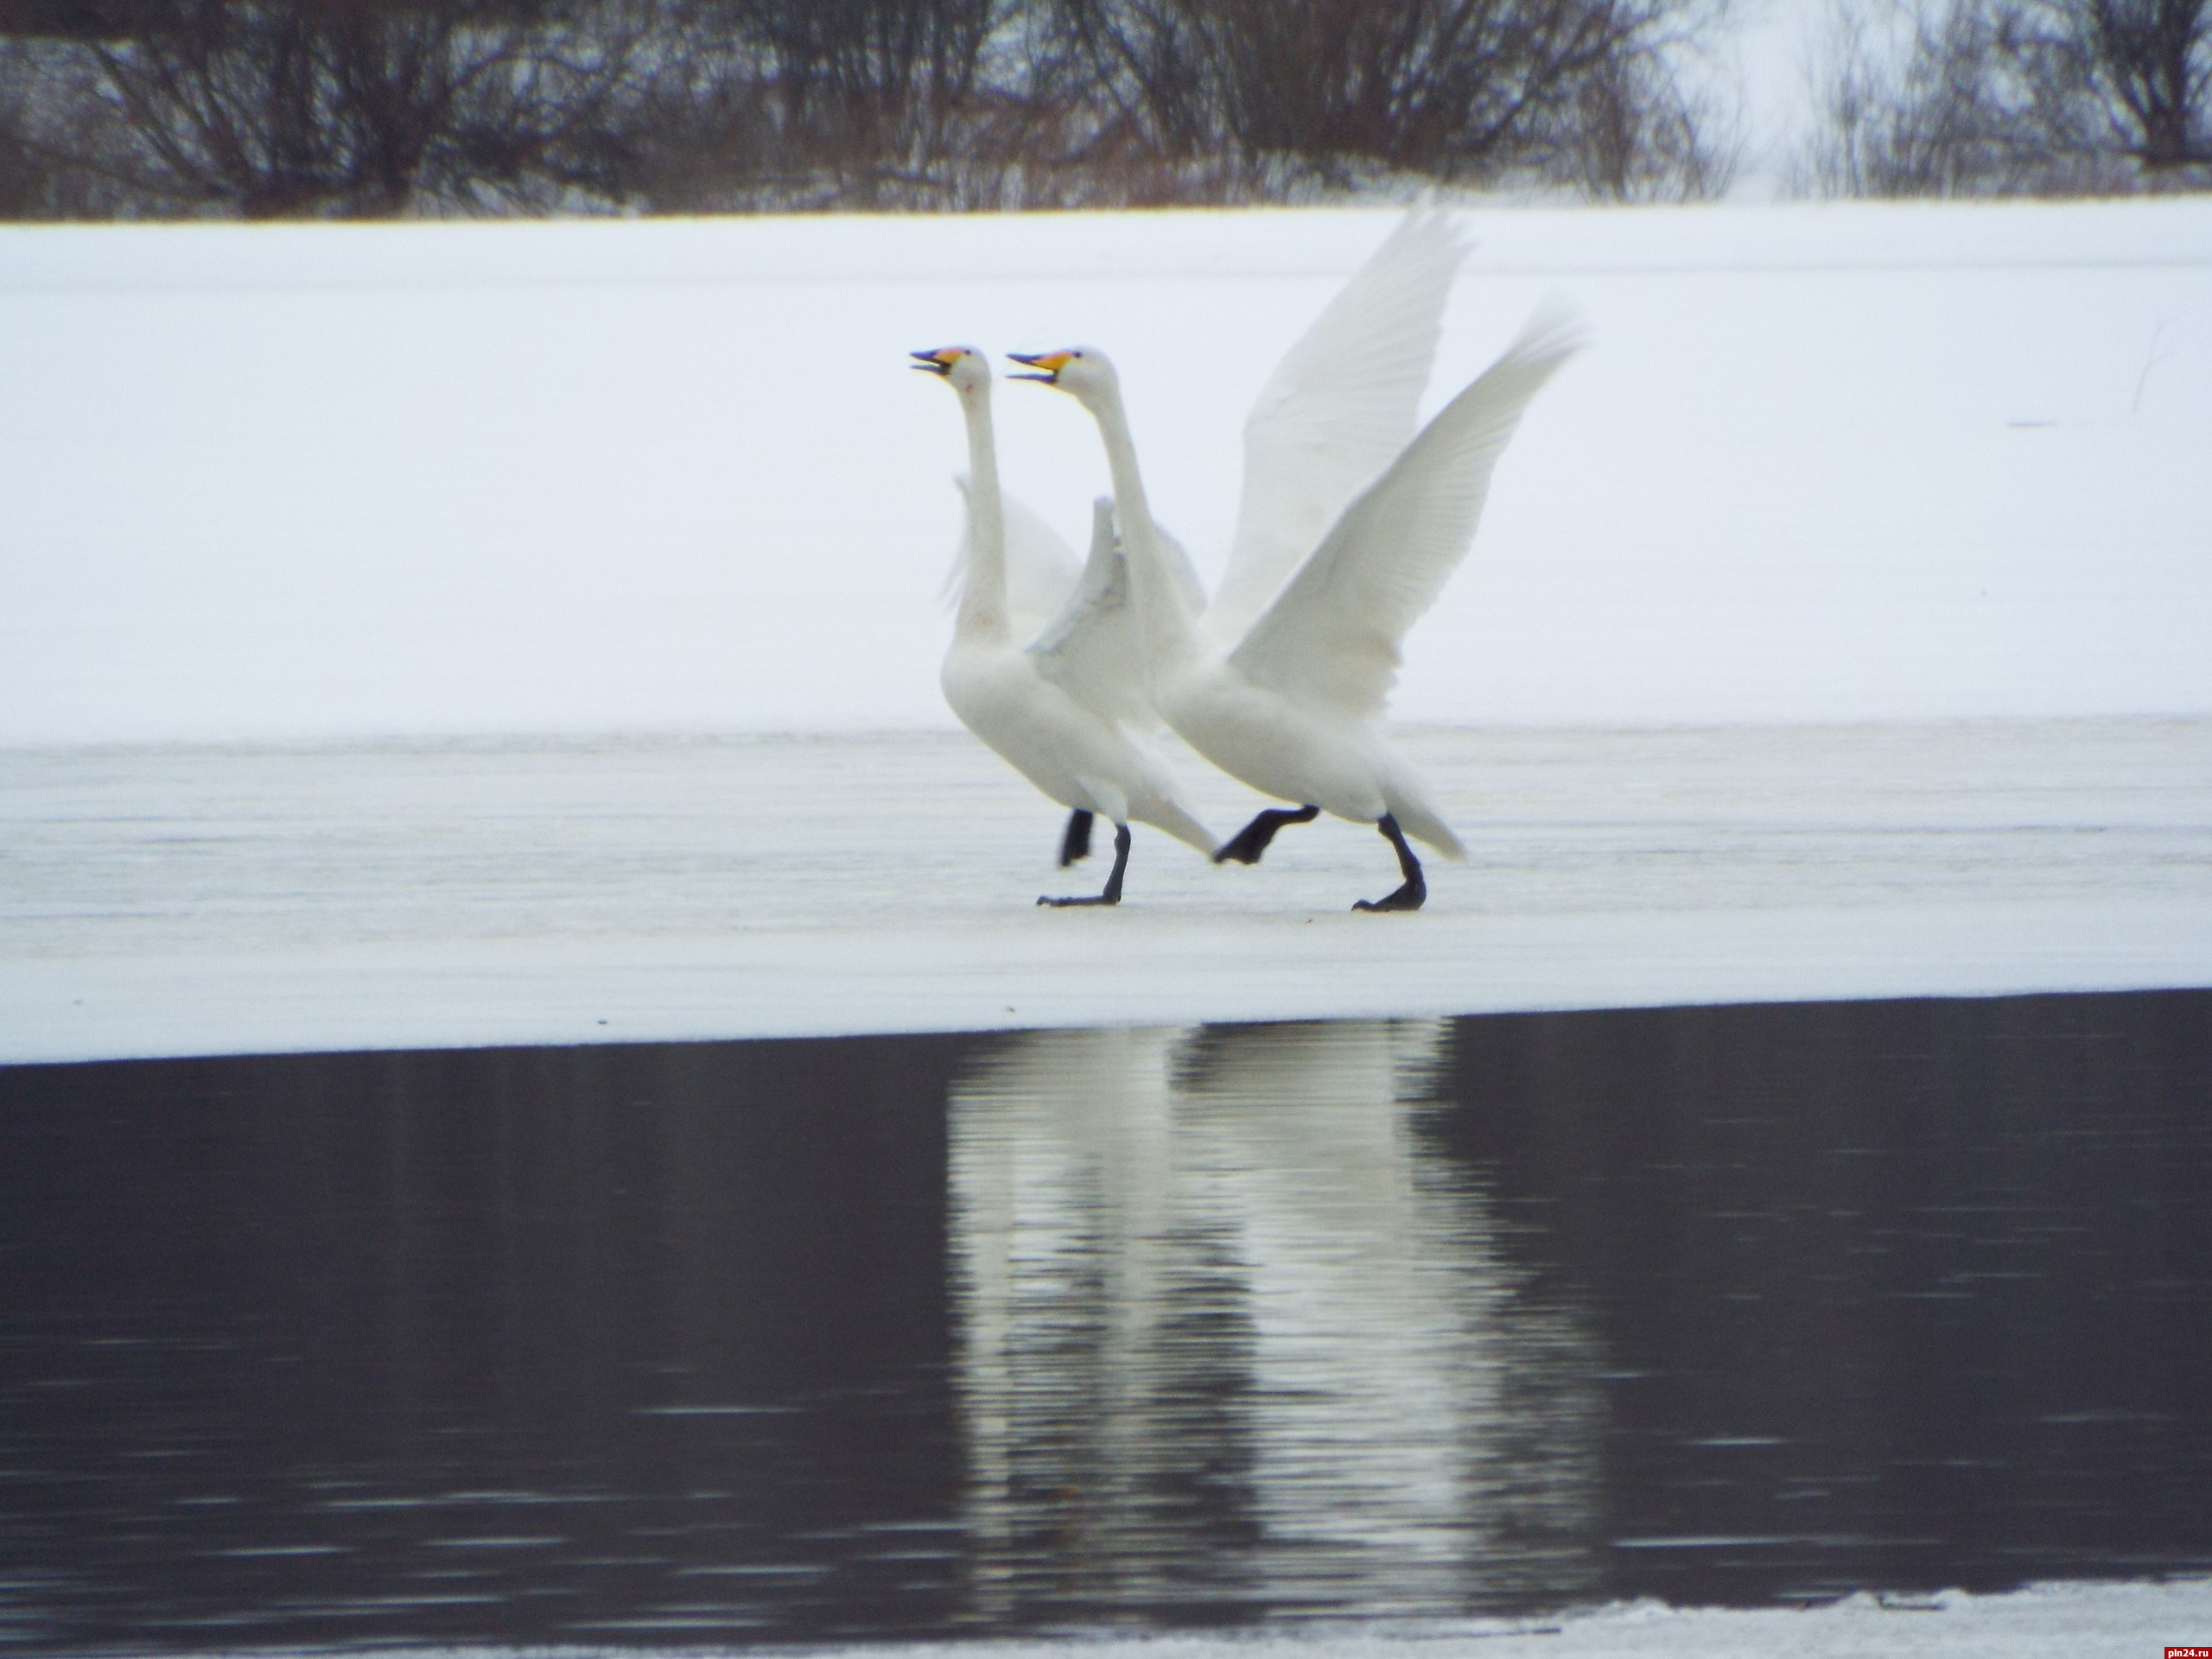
[1212,804,1319,866]
[1039,823,1131,907]
[1058,809,1095,868]
[1352,814,1427,912]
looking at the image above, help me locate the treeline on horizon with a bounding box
[0,0,2204,219]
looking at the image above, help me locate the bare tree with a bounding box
[706,0,995,203]
[1050,0,1735,200]
[1799,0,2207,194]
[72,0,650,216]
[1565,38,1740,195]
[0,38,79,212]
[0,30,147,214]
[605,0,1103,211]
[2083,0,2210,172]
[3,0,1743,214]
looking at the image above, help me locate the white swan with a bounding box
[1008,309,1581,912]
[913,346,1214,906]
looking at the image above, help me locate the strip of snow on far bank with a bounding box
[189,1576,2212,1659]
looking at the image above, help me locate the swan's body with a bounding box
[917,346,1213,906]
[1011,309,1580,911]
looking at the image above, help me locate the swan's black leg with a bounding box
[1039,823,1131,907]
[1352,813,1427,912]
[1212,804,1319,865]
[1058,808,1095,868]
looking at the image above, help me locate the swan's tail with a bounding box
[1394,804,1466,861]
[1366,741,1466,861]
[1138,798,1218,857]
[1384,778,1467,861]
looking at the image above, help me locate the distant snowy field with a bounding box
[3,199,2208,743]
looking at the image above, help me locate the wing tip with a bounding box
[1386,188,1471,253]
[1509,295,1592,370]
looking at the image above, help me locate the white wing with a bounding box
[1228,305,1585,724]
[1207,207,1468,642]
[1028,497,1157,730]
[1004,489,1086,625]
[947,474,1085,641]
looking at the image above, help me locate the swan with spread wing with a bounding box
[1010,306,1582,912]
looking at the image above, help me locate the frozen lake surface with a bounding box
[4,718,2208,1065]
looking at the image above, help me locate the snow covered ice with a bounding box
[76,1580,2212,1656]
[4,718,2209,1065]
[799,1580,2212,1659]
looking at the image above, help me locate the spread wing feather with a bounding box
[1208,208,1467,642]
[1227,306,1585,723]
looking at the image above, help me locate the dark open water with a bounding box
[2,990,2209,1652]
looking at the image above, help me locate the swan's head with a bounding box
[911,346,989,396]
[1007,347,1118,410]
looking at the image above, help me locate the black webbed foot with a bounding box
[1212,804,1319,865]
[1058,809,1095,868]
[1352,880,1426,912]
[1039,823,1130,907]
[1352,813,1427,912]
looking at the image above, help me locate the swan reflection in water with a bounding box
[947,1019,1606,1624]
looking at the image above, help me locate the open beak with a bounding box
[911,347,960,376]
[1007,350,1072,385]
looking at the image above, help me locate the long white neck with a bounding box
[955,383,1011,645]
[1087,385,1201,675]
